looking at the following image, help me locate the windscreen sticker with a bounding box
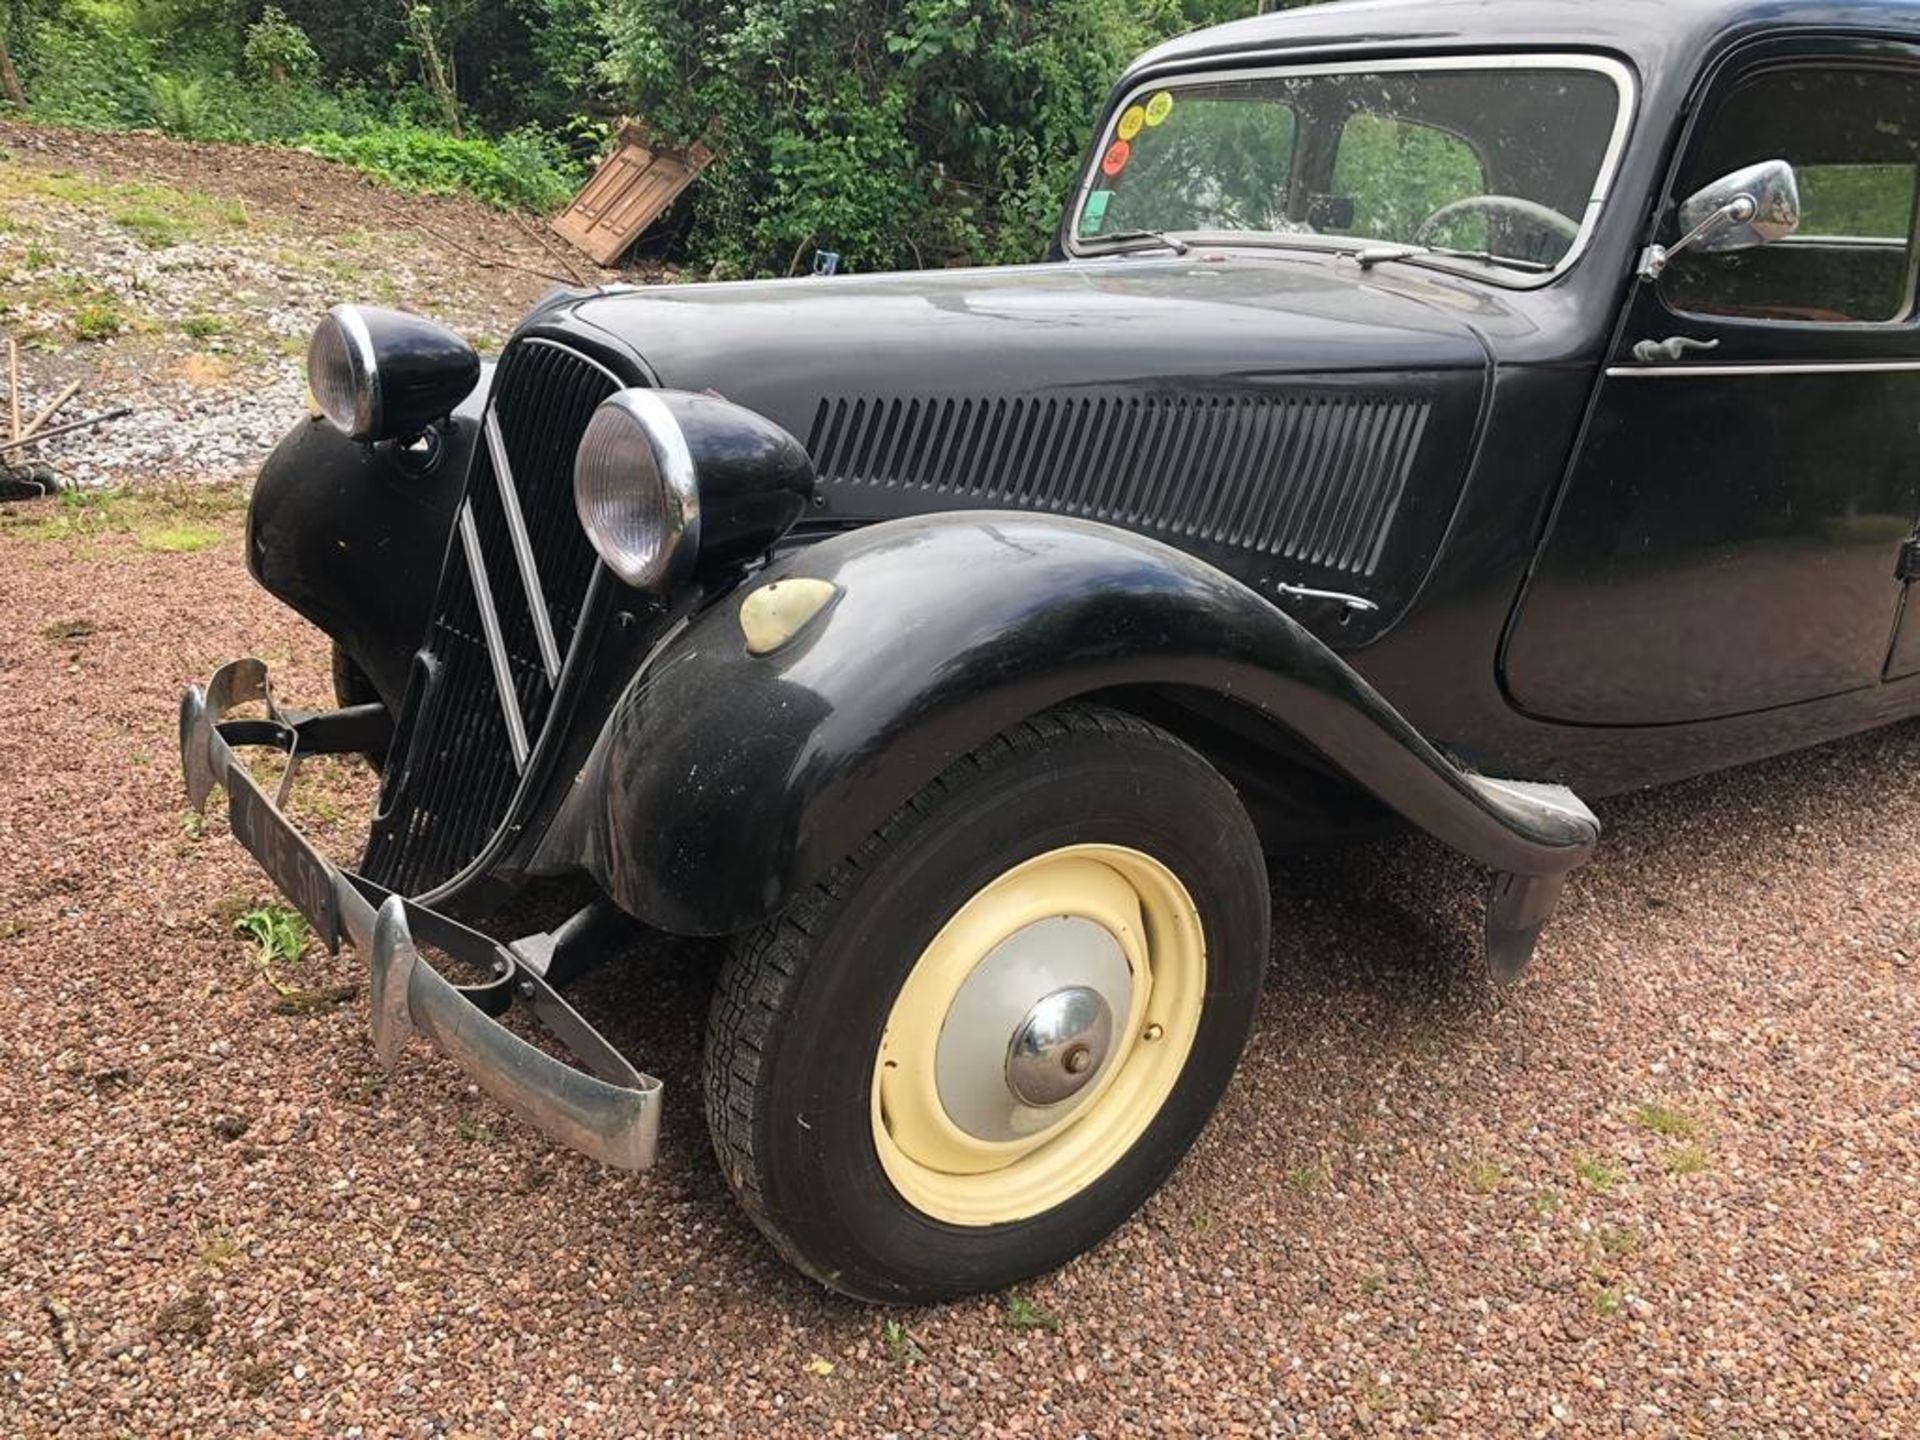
[1100,139,1132,177]
[1144,90,1174,127]
[1117,104,1146,142]
[1081,189,1113,233]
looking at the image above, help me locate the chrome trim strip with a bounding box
[485,408,563,684]
[1273,582,1380,613]
[330,304,382,439]
[1606,359,1920,378]
[457,500,531,771]
[518,334,624,383]
[1066,52,1638,291]
[578,388,702,589]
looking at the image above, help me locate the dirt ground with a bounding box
[2,128,1918,1438]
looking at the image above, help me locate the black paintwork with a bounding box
[245,0,1920,935]
[643,390,814,576]
[347,307,482,443]
[248,374,488,712]
[562,514,1595,935]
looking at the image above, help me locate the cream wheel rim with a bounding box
[870,843,1206,1226]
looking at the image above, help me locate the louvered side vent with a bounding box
[806,390,1431,576]
[361,339,618,896]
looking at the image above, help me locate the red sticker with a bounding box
[1100,139,1132,177]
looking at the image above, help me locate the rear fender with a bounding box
[575,512,1598,971]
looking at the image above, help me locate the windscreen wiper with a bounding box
[1077,229,1192,256]
[1356,243,1552,274]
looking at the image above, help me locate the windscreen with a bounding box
[1077,62,1627,274]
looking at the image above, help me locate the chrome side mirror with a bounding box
[1637,158,1801,279]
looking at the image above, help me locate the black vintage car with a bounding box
[181,0,1920,1301]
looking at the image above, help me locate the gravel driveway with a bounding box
[2,127,1917,1440]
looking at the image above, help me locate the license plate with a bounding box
[228,771,341,952]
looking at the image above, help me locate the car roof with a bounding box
[1126,0,1920,82]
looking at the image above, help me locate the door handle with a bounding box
[1631,335,1721,364]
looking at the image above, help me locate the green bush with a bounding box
[297,123,582,212]
[149,73,219,138]
[596,0,1186,276]
[243,6,318,86]
[15,7,161,129]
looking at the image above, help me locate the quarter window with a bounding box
[1663,65,1920,324]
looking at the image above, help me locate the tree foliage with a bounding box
[2,0,1327,270]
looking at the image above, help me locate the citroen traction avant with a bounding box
[181,0,1920,1299]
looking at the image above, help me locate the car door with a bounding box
[1504,42,1920,726]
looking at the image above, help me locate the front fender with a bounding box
[246,366,492,711]
[581,512,1597,936]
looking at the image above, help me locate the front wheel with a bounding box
[703,705,1270,1302]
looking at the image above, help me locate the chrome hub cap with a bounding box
[1006,985,1114,1107]
[933,917,1132,1143]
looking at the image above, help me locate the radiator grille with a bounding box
[361,339,617,895]
[806,389,1430,576]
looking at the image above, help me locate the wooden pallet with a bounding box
[551,124,715,267]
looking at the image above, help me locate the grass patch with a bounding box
[1634,1101,1702,1139]
[113,204,193,249]
[40,616,97,641]
[235,903,306,968]
[1462,1156,1505,1195]
[23,242,57,270]
[179,313,231,341]
[456,1118,497,1145]
[1572,1155,1621,1193]
[138,522,221,552]
[1666,1143,1710,1176]
[1593,1286,1624,1318]
[0,486,245,546]
[1595,1224,1638,1258]
[1004,1290,1060,1332]
[882,1318,927,1367]
[1285,1162,1326,1195]
[153,1288,214,1341]
[234,901,356,1015]
[0,168,248,243]
[199,1231,244,1268]
[72,294,129,341]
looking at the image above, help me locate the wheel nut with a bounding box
[1142,1023,1164,1042]
[1064,1045,1092,1075]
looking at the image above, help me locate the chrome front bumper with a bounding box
[179,658,661,1170]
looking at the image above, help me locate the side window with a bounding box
[1664,65,1920,323]
[1331,113,1488,249]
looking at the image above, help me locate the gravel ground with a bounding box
[2,128,1919,1438]
[0,121,618,490]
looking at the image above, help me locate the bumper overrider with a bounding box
[178,657,661,1170]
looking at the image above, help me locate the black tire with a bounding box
[330,642,389,773]
[703,704,1270,1303]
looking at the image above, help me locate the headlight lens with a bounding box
[574,389,701,590]
[307,305,379,440]
[305,304,479,443]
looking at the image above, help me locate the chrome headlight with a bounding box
[574,389,701,589]
[575,388,814,592]
[307,304,480,443]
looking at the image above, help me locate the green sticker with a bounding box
[1081,189,1112,234]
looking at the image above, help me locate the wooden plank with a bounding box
[551,123,717,266]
